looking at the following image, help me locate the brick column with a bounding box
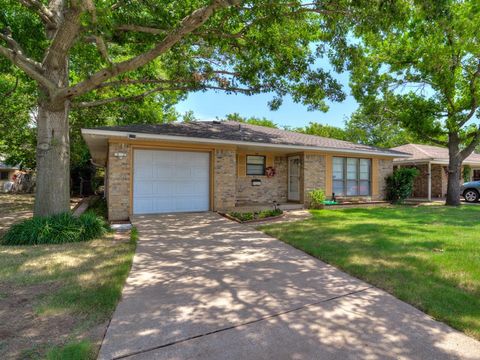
[107,143,131,221]
[302,153,326,207]
[213,149,236,211]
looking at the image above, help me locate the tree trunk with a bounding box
[34,99,71,216]
[445,135,462,206]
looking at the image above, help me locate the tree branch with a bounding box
[42,3,83,71]
[18,0,58,29]
[460,128,480,161]
[0,35,56,92]
[115,24,166,35]
[459,59,480,127]
[61,0,242,99]
[72,83,256,108]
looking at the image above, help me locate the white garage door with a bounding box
[133,149,210,214]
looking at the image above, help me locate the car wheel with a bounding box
[464,189,479,203]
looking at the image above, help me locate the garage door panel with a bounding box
[133,149,210,214]
[134,181,154,196]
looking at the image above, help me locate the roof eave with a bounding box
[81,128,410,159]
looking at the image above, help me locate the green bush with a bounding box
[1,211,109,246]
[258,209,283,219]
[228,209,283,222]
[229,211,254,222]
[463,165,472,182]
[308,188,326,209]
[386,167,420,204]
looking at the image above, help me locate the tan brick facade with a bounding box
[236,155,288,205]
[377,159,393,200]
[302,153,326,206]
[213,149,236,211]
[107,142,131,221]
[105,141,393,219]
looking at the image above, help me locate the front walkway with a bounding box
[98,213,480,360]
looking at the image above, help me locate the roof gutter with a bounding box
[394,158,480,166]
[81,129,410,158]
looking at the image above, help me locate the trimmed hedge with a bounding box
[1,212,109,246]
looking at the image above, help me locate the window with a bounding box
[332,157,371,196]
[0,171,8,180]
[246,155,266,175]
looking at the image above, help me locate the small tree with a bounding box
[386,168,420,204]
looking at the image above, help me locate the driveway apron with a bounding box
[98,212,480,360]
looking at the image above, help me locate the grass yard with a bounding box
[259,205,480,340]
[0,194,137,359]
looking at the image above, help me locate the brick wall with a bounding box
[303,153,326,206]
[213,149,236,211]
[377,159,393,200]
[107,142,131,221]
[431,164,447,198]
[236,155,288,205]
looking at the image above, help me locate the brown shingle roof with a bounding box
[88,121,407,157]
[391,143,480,164]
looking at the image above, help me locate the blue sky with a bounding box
[175,60,359,129]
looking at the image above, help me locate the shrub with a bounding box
[308,188,326,209]
[257,209,283,219]
[463,165,472,183]
[228,209,283,222]
[386,167,420,204]
[229,212,254,222]
[1,211,109,246]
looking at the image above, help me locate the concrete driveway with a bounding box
[99,213,480,360]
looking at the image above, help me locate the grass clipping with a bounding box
[1,212,109,245]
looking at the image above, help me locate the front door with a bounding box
[288,156,301,201]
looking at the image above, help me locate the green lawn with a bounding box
[0,195,138,359]
[259,205,480,340]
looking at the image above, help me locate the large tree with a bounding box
[351,0,480,205]
[344,104,422,148]
[1,0,370,216]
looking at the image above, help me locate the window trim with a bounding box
[332,157,371,197]
[246,155,266,176]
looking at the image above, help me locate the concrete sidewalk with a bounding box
[98,213,480,360]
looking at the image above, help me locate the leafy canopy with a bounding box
[350,0,480,158]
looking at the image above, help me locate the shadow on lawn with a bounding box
[0,237,135,359]
[260,206,480,341]
[98,212,480,360]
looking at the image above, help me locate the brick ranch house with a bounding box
[81,121,409,221]
[391,143,480,201]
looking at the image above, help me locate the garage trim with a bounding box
[129,144,215,216]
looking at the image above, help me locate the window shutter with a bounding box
[238,154,246,177]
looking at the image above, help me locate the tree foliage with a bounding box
[224,113,278,128]
[1,0,382,215]
[344,104,422,148]
[350,0,480,204]
[294,121,349,140]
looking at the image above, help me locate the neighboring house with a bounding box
[81,121,408,220]
[391,143,480,200]
[0,162,19,193]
